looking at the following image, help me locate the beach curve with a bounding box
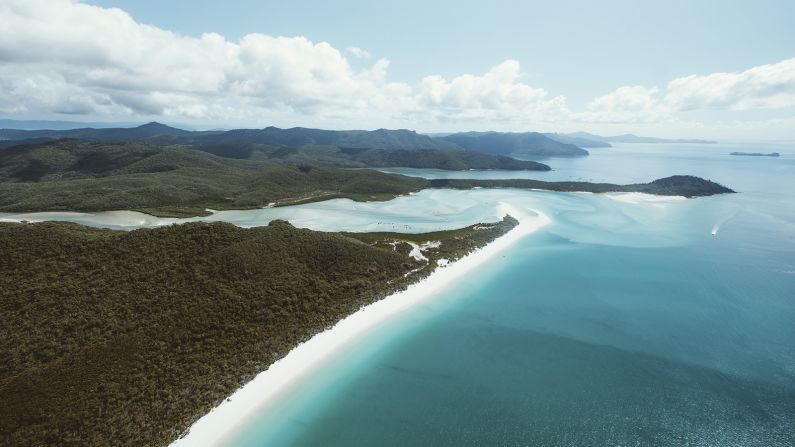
[170,203,550,447]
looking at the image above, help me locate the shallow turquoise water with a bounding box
[3,142,793,445]
[223,143,795,446]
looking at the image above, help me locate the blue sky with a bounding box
[88,0,795,109]
[2,0,794,139]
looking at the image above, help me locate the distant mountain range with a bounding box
[3,123,542,171]
[0,122,579,159]
[0,122,459,151]
[0,120,718,165]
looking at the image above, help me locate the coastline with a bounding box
[169,203,551,447]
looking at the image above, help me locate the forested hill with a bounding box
[0,122,458,150]
[0,139,430,216]
[0,128,551,172]
[0,216,519,446]
[428,175,735,198]
[439,131,590,157]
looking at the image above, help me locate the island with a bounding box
[438,131,590,157]
[0,139,733,218]
[730,151,780,157]
[561,132,718,145]
[427,175,735,198]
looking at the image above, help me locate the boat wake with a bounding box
[711,210,739,236]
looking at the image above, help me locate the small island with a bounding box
[730,151,780,157]
[428,175,734,198]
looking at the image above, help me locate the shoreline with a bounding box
[169,203,551,447]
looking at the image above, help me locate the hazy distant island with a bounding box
[542,133,612,148]
[0,139,733,217]
[436,131,718,149]
[561,132,718,145]
[730,151,780,157]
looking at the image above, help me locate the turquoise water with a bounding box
[3,143,794,445]
[222,143,795,446]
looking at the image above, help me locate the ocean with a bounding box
[3,142,793,445]
[224,142,795,446]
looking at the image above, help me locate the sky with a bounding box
[1,0,794,139]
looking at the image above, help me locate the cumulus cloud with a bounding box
[1,0,791,133]
[577,58,795,124]
[664,57,795,111]
[346,47,372,59]
[0,0,566,127]
[575,86,671,124]
[0,0,401,121]
[415,60,568,123]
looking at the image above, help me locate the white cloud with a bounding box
[0,0,792,137]
[664,57,795,111]
[415,60,568,123]
[0,0,403,122]
[577,58,795,125]
[0,0,567,128]
[346,46,372,59]
[575,86,672,124]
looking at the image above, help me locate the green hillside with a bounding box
[440,131,590,157]
[0,216,518,446]
[0,140,430,216]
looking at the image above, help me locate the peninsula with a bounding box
[0,140,734,217]
[0,215,522,446]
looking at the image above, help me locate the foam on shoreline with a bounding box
[169,203,550,447]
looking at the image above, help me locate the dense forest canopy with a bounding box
[0,216,518,446]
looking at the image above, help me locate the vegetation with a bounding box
[194,144,549,170]
[0,123,457,151]
[0,140,732,217]
[1,123,559,165]
[439,131,590,157]
[0,140,429,215]
[428,175,735,197]
[0,216,518,446]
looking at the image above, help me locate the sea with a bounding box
[2,142,794,446]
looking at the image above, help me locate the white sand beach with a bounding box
[169,203,550,447]
[606,192,687,205]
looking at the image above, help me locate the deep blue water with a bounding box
[223,143,795,446]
